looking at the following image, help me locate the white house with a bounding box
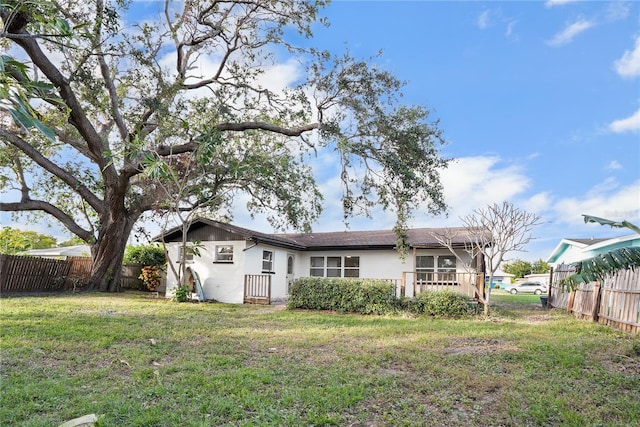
[23,245,92,259]
[156,219,488,304]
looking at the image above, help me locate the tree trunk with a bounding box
[89,213,136,292]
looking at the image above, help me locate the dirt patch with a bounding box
[444,338,519,356]
[522,314,557,324]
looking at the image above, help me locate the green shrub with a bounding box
[172,285,190,303]
[124,244,166,266]
[288,278,474,317]
[408,290,473,317]
[287,277,397,315]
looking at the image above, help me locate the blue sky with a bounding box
[272,0,640,262]
[2,0,639,264]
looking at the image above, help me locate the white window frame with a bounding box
[262,250,274,273]
[178,246,194,263]
[309,256,360,278]
[215,245,234,263]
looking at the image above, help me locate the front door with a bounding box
[286,254,295,293]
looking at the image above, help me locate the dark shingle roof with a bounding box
[275,227,480,249]
[155,219,489,251]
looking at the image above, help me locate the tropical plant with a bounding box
[138,265,163,292]
[560,215,640,290]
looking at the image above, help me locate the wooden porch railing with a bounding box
[401,271,485,300]
[244,274,271,305]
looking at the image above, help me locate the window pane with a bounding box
[344,256,359,268]
[287,256,294,275]
[344,269,359,278]
[327,257,341,268]
[326,268,341,277]
[438,256,456,271]
[416,256,434,269]
[262,251,273,271]
[310,257,324,268]
[310,269,324,277]
[216,245,233,262]
[179,246,194,262]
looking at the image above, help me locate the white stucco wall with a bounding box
[165,240,247,304]
[165,240,475,304]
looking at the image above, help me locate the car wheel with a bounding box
[510,289,517,294]
[534,289,541,295]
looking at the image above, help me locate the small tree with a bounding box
[435,202,542,316]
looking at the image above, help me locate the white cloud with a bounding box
[477,10,493,30]
[605,160,623,171]
[551,179,640,228]
[613,36,640,78]
[608,109,640,133]
[546,19,595,46]
[605,2,631,22]
[545,0,581,8]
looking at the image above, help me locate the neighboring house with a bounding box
[155,219,487,304]
[23,245,92,259]
[487,270,516,289]
[547,234,640,266]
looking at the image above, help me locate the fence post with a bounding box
[401,272,406,297]
[591,281,602,322]
[567,290,576,313]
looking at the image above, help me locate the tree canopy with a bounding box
[0,226,56,254]
[502,258,550,279]
[0,1,450,291]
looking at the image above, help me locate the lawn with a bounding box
[1,292,638,426]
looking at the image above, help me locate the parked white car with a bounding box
[504,282,548,295]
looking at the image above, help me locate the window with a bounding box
[326,257,341,277]
[178,246,194,263]
[416,255,456,283]
[215,245,234,263]
[344,256,360,278]
[287,255,294,275]
[310,257,324,277]
[262,250,273,272]
[437,255,456,282]
[415,255,434,282]
[309,256,359,278]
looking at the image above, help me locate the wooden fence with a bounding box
[0,255,70,292]
[0,255,145,293]
[244,274,271,304]
[550,264,640,334]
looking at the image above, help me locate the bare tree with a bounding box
[435,202,542,316]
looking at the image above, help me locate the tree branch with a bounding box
[0,199,94,241]
[0,129,103,211]
[5,25,118,183]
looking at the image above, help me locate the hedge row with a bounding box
[287,277,474,317]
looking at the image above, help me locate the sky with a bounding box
[2,0,639,263]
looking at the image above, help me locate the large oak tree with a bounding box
[0,0,450,291]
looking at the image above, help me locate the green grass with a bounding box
[1,292,639,426]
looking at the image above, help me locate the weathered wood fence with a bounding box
[244,274,271,304]
[550,264,640,334]
[0,255,146,293]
